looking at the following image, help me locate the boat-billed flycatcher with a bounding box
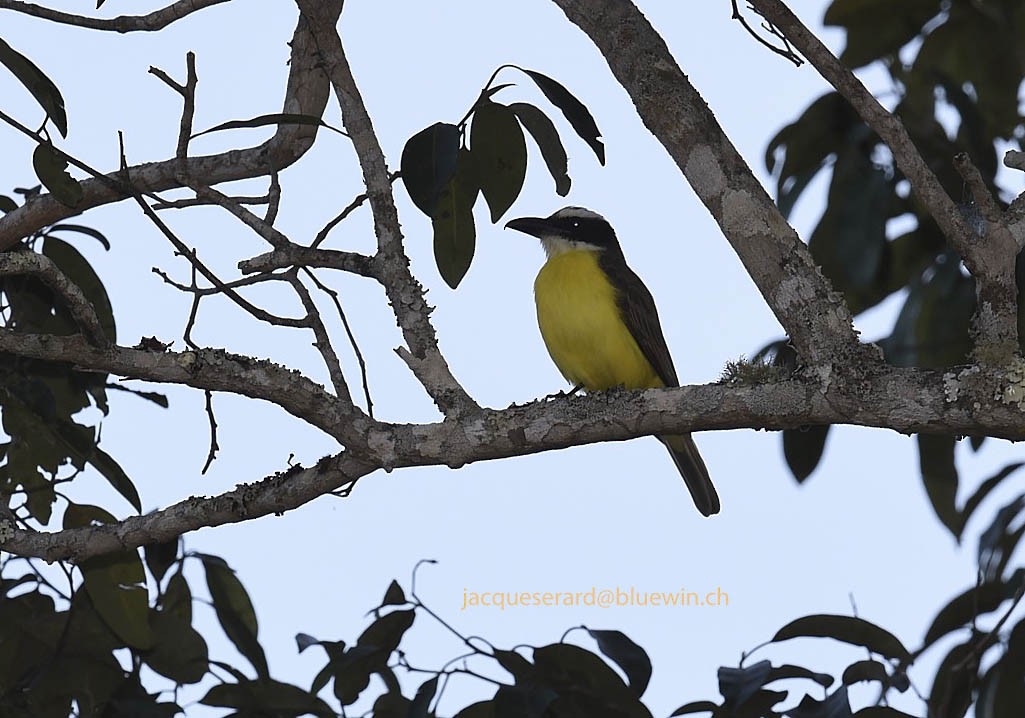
[506,207,720,517]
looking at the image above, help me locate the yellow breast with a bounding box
[534,250,662,391]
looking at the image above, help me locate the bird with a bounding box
[505,206,720,516]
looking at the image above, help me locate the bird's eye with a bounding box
[572,220,580,228]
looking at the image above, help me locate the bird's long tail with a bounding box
[658,433,720,517]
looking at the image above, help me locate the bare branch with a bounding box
[295,0,478,417]
[312,171,400,249]
[550,0,872,370]
[0,0,230,33]
[200,390,220,474]
[239,245,376,278]
[289,272,353,404]
[185,181,290,249]
[5,451,375,563]
[304,267,374,417]
[129,181,307,328]
[730,0,803,67]
[0,10,329,248]
[0,250,108,345]
[749,0,1019,362]
[0,331,373,446]
[148,51,198,160]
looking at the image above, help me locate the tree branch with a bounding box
[5,452,376,563]
[0,250,108,346]
[749,0,1019,363]
[0,0,230,33]
[0,8,328,248]
[549,0,874,372]
[0,331,373,448]
[295,0,478,417]
[7,359,1025,561]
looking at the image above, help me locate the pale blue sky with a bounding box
[2,2,1020,716]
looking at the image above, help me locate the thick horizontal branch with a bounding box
[378,364,1025,469]
[550,0,873,371]
[9,360,1025,562]
[750,0,1019,361]
[0,8,327,249]
[0,331,374,448]
[0,0,229,32]
[6,452,376,563]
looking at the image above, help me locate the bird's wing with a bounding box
[601,254,680,388]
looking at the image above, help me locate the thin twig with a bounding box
[311,171,400,249]
[152,194,269,211]
[186,181,290,249]
[289,272,352,404]
[201,390,220,474]
[304,267,373,417]
[730,0,803,66]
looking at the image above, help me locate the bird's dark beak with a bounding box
[504,216,550,239]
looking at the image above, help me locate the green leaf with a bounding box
[852,709,922,718]
[786,686,853,718]
[929,642,976,718]
[373,692,413,718]
[766,664,833,687]
[46,223,111,250]
[328,609,417,705]
[825,0,941,68]
[960,462,1024,534]
[772,615,912,662]
[531,643,648,716]
[200,679,333,717]
[380,580,406,607]
[470,100,527,223]
[808,147,891,306]
[519,67,604,165]
[585,628,651,697]
[144,539,179,584]
[0,37,68,137]
[922,570,1025,651]
[400,122,460,217]
[162,569,192,623]
[454,700,498,718]
[718,660,772,709]
[192,112,346,139]
[32,143,82,207]
[43,236,116,342]
[408,677,438,718]
[883,254,974,368]
[669,701,719,716]
[0,195,17,212]
[783,425,831,483]
[917,433,960,537]
[841,660,904,690]
[978,495,1025,577]
[202,555,268,679]
[509,102,570,196]
[65,504,153,650]
[432,148,478,288]
[45,417,140,511]
[144,608,209,684]
[765,92,858,218]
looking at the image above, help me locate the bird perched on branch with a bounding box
[506,206,719,516]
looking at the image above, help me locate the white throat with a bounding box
[540,237,600,259]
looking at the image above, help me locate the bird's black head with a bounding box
[505,207,622,258]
